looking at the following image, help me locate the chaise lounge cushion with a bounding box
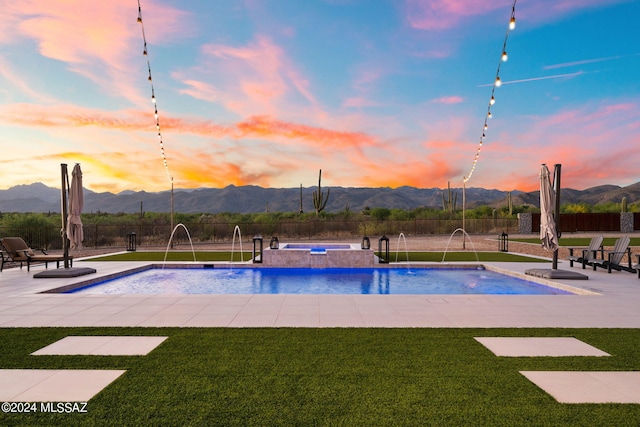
[1,237,71,272]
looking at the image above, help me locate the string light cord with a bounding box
[464,0,517,183]
[137,0,173,184]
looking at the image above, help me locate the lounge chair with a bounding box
[633,254,640,279]
[568,235,604,269]
[0,237,72,272]
[584,236,635,273]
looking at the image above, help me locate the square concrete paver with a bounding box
[474,337,610,357]
[521,371,640,403]
[31,336,168,356]
[0,369,126,402]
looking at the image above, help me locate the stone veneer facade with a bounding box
[262,245,376,268]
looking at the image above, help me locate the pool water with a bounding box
[67,267,572,295]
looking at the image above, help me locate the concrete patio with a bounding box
[1,256,640,328]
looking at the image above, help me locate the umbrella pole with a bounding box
[61,163,70,269]
[552,164,562,270]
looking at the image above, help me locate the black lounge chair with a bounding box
[0,237,71,272]
[568,235,604,269]
[585,236,635,273]
[633,254,640,279]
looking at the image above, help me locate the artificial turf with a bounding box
[87,251,548,263]
[512,237,640,247]
[2,328,640,426]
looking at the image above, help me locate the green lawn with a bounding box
[88,251,548,263]
[2,328,640,426]
[512,237,640,247]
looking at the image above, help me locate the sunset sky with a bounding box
[1,0,639,194]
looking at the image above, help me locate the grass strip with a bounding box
[87,251,252,262]
[386,251,548,262]
[512,237,640,246]
[87,251,547,263]
[1,327,640,426]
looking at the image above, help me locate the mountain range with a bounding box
[0,182,638,214]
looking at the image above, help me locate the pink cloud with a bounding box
[0,103,378,150]
[405,0,512,30]
[195,35,315,116]
[482,100,640,191]
[2,0,191,108]
[432,96,464,104]
[405,0,628,31]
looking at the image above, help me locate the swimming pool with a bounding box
[64,267,574,295]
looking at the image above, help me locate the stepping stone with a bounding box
[31,336,168,356]
[474,337,609,357]
[521,371,640,403]
[0,369,125,402]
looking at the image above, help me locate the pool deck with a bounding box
[1,257,640,328]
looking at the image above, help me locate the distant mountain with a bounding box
[0,182,637,214]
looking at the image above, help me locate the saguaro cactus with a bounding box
[442,181,457,213]
[622,196,628,213]
[313,169,330,216]
[299,183,304,214]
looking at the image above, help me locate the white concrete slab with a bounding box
[0,369,126,402]
[475,337,610,357]
[520,371,640,403]
[2,259,640,328]
[31,336,168,356]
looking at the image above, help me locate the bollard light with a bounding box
[361,236,370,250]
[252,235,263,263]
[499,232,508,252]
[269,236,279,250]
[378,235,390,263]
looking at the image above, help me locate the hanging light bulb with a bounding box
[464,0,517,185]
[151,95,156,103]
[137,16,142,23]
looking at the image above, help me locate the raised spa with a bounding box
[263,242,373,267]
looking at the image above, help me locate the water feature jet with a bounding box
[442,228,480,264]
[230,225,245,265]
[163,223,196,268]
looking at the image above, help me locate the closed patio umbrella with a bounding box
[66,163,84,250]
[33,164,95,278]
[525,164,587,279]
[539,164,558,252]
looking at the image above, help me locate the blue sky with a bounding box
[1,0,639,194]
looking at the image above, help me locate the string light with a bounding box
[463,0,517,184]
[137,0,173,184]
